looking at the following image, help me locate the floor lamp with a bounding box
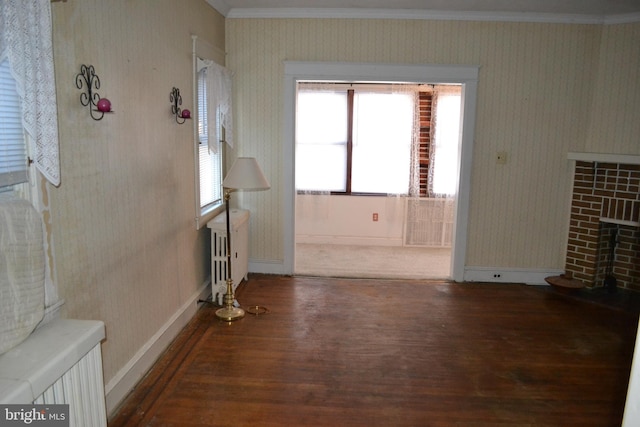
[216,157,270,321]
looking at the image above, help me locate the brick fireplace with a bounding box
[565,159,640,291]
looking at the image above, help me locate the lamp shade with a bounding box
[223,157,270,191]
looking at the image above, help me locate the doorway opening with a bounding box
[282,62,479,281]
[294,82,461,279]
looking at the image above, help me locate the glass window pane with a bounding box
[296,91,347,145]
[352,92,413,194]
[199,142,222,207]
[296,90,348,191]
[296,144,346,192]
[432,93,461,195]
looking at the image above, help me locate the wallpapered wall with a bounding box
[49,0,224,396]
[587,23,640,152]
[226,18,640,269]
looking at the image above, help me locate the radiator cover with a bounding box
[207,209,250,305]
[0,319,106,426]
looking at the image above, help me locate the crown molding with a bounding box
[604,12,640,24]
[224,7,640,25]
[205,0,231,17]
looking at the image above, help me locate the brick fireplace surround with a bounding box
[565,159,640,291]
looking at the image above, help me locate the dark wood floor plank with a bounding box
[109,275,638,427]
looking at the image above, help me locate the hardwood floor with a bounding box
[109,275,639,426]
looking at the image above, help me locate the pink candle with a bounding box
[97,98,111,112]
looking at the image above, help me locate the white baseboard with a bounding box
[464,267,563,285]
[250,260,563,286]
[104,278,211,416]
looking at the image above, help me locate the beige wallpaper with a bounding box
[227,18,633,269]
[49,0,224,385]
[587,22,640,152]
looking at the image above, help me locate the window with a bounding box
[194,64,223,228]
[296,85,414,195]
[352,91,413,194]
[0,58,28,189]
[296,90,348,192]
[295,83,461,197]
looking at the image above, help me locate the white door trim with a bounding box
[283,61,479,281]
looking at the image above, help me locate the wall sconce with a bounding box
[75,64,112,121]
[170,87,190,124]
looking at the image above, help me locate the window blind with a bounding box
[199,144,221,208]
[197,67,208,146]
[197,66,221,209]
[0,59,28,187]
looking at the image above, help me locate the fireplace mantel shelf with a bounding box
[568,152,640,165]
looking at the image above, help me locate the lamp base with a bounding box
[215,306,245,321]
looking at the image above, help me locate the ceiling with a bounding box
[206,0,640,23]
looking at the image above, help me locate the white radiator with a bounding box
[404,198,455,247]
[0,319,106,427]
[207,209,250,305]
[33,344,106,427]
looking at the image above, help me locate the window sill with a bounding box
[196,203,224,230]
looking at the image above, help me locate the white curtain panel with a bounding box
[0,0,60,186]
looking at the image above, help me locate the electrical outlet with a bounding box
[373,213,379,222]
[493,273,502,279]
[496,151,508,165]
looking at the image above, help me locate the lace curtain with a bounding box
[428,85,462,198]
[198,59,233,153]
[391,85,421,198]
[0,0,60,186]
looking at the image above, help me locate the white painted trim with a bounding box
[463,267,564,285]
[225,7,640,24]
[622,319,640,426]
[452,79,478,282]
[287,61,480,83]
[283,61,479,282]
[568,152,640,165]
[605,12,640,24]
[104,279,211,415]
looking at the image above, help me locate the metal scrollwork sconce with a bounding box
[170,87,191,124]
[75,64,112,120]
